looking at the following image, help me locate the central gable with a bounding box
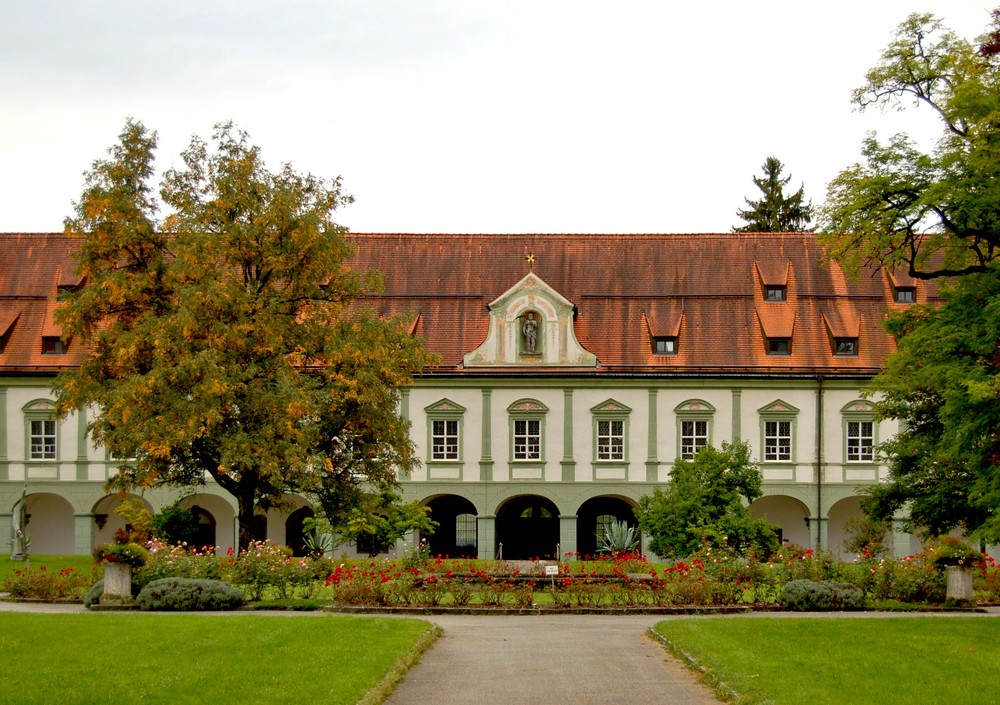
[463,272,598,368]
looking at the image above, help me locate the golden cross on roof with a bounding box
[526,252,535,271]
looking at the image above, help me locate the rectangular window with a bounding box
[41,337,65,355]
[765,286,786,302]
[895,287,915,304]
[513,418,541,460]
[431,419,459,461]
[30,419,56,460]
[596,419,625,461]
[847,421,874,462]
[768,338,791,355]
[680,420,708,459]
[835,338,858,356]
[764,420,792,461]
[653,337,676,355]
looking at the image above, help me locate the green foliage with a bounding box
[112,498,153,543]
[135,577,245,611]
[55,120,435,549]
[598,520,640,555]
[734,156,813,232]
[780,579,865,611]
[94,542,148,568]
[136,538,223,589]
[820,12,1000,279]
[334,487,437,557]
[843,516,893,560]
[151,502,201,546]
[635,440,780,558]
[225,540,321,600]
[863,273,1000,541]
[3,564,92,600]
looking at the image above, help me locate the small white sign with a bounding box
[544,565,559,576]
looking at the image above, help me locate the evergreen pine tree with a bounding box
[734,156,813,232]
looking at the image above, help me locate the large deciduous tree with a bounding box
[634,441,779,558]
[56,120,435,550]
[733,156,813,233]
[819,12,1000,279]
[820,10,1000,543]
[862,273,1000,541]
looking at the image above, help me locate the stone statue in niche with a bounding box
[522,312,538,354]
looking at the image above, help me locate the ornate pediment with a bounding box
[424,398,467,415]
[758,399,800,416]
[590,399,632,415]
[463,272,597,368]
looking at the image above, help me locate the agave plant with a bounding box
[598,520,639,555]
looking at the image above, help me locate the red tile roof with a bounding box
[0,232,936,377]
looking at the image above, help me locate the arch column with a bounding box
[806,515,829,550]
[74,512,95,554]
[0,513,12,557]
[478,514,496,559]
[559,514,577,558]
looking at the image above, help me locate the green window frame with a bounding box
[758,400,799,464]
[507,399,548,463]
[842,400,877,464]
[424,399,466,464]
[674,399,715,460]
[591,399,632,463]
[23,399,58,462]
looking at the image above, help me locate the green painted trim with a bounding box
[590,398,630,466]
[424,398,466,465]
[758,399,800,465]
[480,388,493,481]
[646,388,658,481]
[0,387,6,460]
[76,410,89,480]
[410,376,875,391]
[731,388,742,441]
[561,389,575,481]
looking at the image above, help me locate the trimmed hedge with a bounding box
[135,577,245,611]
[780,579,865,611]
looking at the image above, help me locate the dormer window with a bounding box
[895,287,915,304]
[835,338,858,356]
[42,337,65,355]
[764,286,786,302]
[767,338,791,356]
[653,337,677,355]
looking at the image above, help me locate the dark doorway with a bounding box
[285,506,315,556]
[576,496,638,559]
[424,495,478,558]
[190,505,217,551]
[496,495,560,560]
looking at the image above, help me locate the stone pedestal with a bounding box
[945,566,975,607]
[100,562,133,606]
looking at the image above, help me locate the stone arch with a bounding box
[575,495,638,559]
[91,494,154,549]
[422,494,478,558]
[20,492,74,554]
[495,494,560,560]
[827,495,867,559]
[749,494,810,548]
[178,493,236,555]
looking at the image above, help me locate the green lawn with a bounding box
[0,555,99,583]
[0,613,436,705]
[655,617,1000,705]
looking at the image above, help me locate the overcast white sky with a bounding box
[0,1,994,234]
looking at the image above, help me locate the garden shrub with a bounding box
[135,577,245,611]
[3,564,92,601]
[136,538,222,590]
[780,579,864,611]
